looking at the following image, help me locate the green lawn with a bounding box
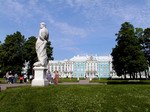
[0,78,3,81]
[59,78,79,83]
[90,78,150,84]
[0,85,150,112]
[0,78,79,84]
[0,78,5,83]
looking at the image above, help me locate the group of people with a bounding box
[4,71,33,84]
[4,70,59,85]
[19,74,33,83]
[46,70,59,85]
[4,71,18,84]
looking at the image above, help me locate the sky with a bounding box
[0,0,150,60]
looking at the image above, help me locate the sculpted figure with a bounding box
[22,60,30,73]
[34,22,49,67]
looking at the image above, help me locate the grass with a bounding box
[0,78,79,84]
[0,78,4,83]
[0,85,150,112]
[0,78,21,84]
[58,78,79,83]
[90,78,150,84]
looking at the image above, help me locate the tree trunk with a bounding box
[145,70,148,80]
[139,72,142,79]
[130,74,132,79]
[124,73,126,79]
[147,70,150,79]
[135,72,138,79]
[132,73,135,80]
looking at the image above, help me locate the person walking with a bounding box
[54,71,59,85]
[19,75,23,83]
[14,73,18,83]
[47,72,50,83]
[5,71,9,83]
[23,74,28,83]
[29,75,33,83]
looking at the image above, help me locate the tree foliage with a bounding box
[111,22,148,79]
[0,31,25,75]
[22,36,37,66]
[139,28,150,65]
[47,41,54,60]
[22,36,37,75]
[0,32,54,77]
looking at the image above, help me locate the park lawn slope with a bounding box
[90,78,150,84]
[0,85,150,112]
[59,78,79,83]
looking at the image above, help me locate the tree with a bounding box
[22,36,37,75]
[111,22,148,79]
[47,41,54,60]
[0,31,54,77]
[0,31,25,75]
[141,28,150,65]
[22,36,37,65]
[137,28,150,79]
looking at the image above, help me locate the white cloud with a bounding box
[1,0,150,32]
[0,0,88,38]
[2,0,150,57]
[109,2,150,27]
[44,15,88,54]
[55,22,87,38]
[63,0,150,27]
[45,14,88,38]
[51,37,85,55]
[0,0,32,23]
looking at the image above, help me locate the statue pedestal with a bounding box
[31,67,48,86]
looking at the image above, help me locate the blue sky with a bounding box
[0,0,150,60]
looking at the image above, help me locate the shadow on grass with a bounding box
[90,78,150,84]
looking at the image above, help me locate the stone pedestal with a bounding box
[31,66,48,86]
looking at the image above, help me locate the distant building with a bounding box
[48,55,113,79]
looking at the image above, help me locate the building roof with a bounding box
[49,55,112,63]
[70,55,112,62]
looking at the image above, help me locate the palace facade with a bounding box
[48,55,113,79]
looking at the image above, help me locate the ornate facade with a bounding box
[48,55,112,79]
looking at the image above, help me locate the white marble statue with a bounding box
[22,60,30,74]
[34,22,49,67]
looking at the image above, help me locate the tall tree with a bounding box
[22,36,37,65]
[47,41,54,60]
[0,32,54,77]
[141,28,150,65]
[111,22,148,79]
[22,36,37,75]
[0,31,25,75]
[138,28,150,78]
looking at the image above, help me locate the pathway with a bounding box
[0,83,30,91]
[0,80,106,91]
